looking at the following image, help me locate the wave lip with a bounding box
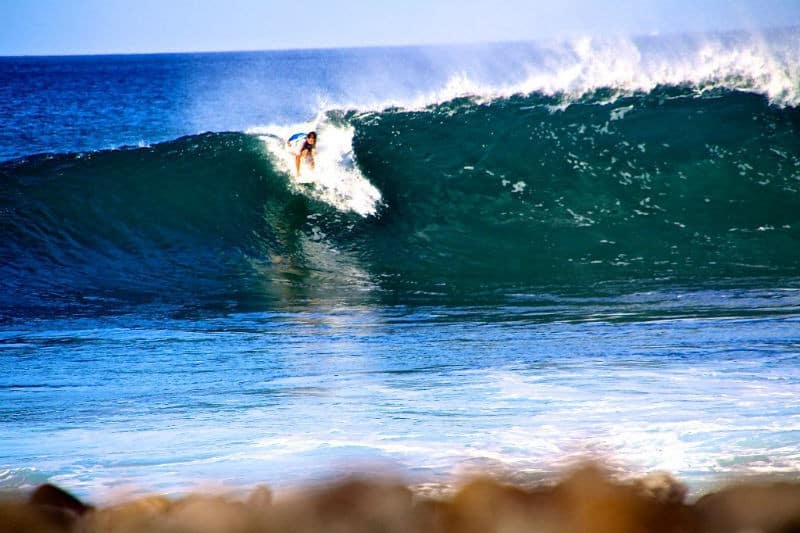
[311,29,800,114]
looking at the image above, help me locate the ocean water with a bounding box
[1,29,800,502]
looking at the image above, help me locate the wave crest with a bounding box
[315,29,800,112]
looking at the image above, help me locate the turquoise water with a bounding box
[1,30,799,501]
[3,308,800,501]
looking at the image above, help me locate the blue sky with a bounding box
[2,0,798,55]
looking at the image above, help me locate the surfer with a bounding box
[287,131,316,177]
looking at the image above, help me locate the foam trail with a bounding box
[249,118,382,217]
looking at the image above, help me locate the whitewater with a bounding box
[1,28,799,503]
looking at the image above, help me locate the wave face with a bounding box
[346,88,800,298]
[2,85,799,315]
[1,133,323,314]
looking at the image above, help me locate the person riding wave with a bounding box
[287,131,316,177]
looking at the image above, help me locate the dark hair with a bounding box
[301,132,316,155]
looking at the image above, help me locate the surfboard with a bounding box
[287,132,307,144]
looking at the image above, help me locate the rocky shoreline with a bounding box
[3,464,800,533]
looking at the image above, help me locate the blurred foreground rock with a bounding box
[2,464,800,533]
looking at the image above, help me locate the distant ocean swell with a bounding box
[2,86,799,315]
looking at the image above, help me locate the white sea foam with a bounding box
[248,117,382,217]
[319,30,800,113]
[514,33,795,107]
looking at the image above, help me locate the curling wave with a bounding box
[2,86,799,315]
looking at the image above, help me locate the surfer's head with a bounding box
[306,131,316,145]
